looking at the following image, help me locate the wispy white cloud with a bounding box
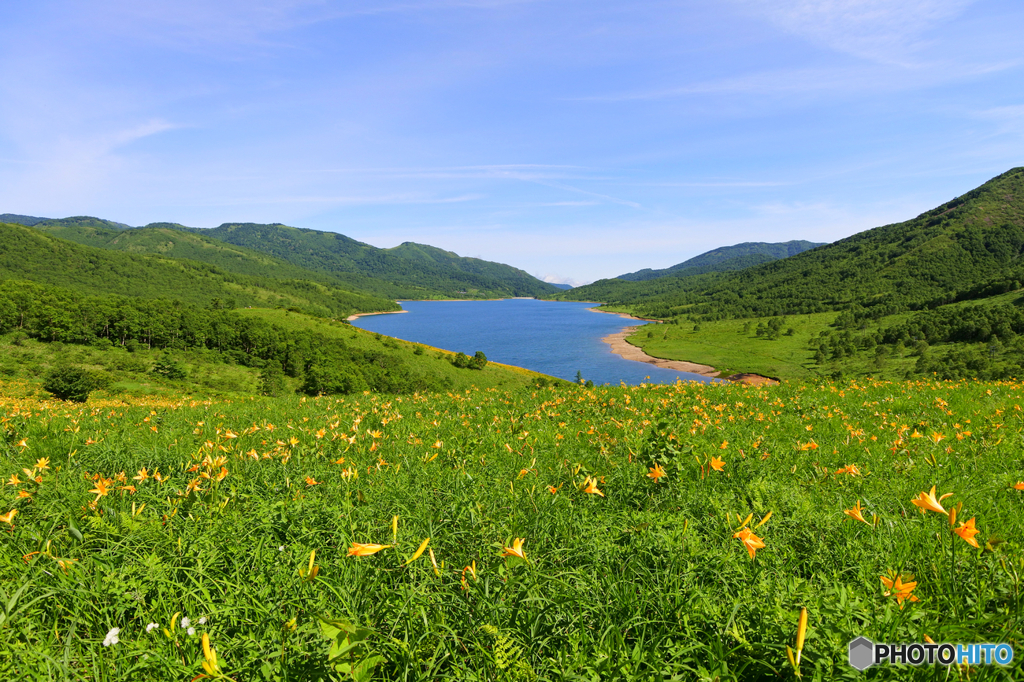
[727,0,977,63]
[577,59,1019,103]
[209,193,482,207]
[971,104,1024,137]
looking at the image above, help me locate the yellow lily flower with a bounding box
[501,538,527,561]
[347,543,391,557]
[910,485,952,515]
[733,527,765,560]
[403,538,431,566]
[646,464,666,481]
[844,500,870,525]
[953,517,980,548]
[880,573,920,609]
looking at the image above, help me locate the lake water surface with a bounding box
[350,299,715,386]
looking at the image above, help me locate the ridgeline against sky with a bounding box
[1,1,1022,284]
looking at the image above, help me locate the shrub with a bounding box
[153,353,188,380]
[44,365,98,402]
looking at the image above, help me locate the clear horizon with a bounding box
[1,1,1022,285]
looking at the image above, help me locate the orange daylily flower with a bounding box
[1013,482,1024,491]
[0,509,17,526]
[89,478,111,500]
[501,538,527,560]
[305,476,320,486]
[709,456,725,472]
[953,517,980,548]
[582,476,604,497]
[133,468,150,482]
[647,464,666,482]
[733,527,765,560]
[910,485,953,516]
[347,543,391,557]
[844,500,870,525]
[34,457,50,471]
[880,574,920,609]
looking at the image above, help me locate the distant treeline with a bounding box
[0,280,450,395]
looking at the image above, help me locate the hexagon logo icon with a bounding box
[849,637,875,670]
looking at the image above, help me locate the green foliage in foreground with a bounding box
[1,378,1022,680]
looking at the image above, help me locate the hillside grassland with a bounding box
[619,284,1024,384]
[1,377,1022,680]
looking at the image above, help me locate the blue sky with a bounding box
[1,1,1022,284]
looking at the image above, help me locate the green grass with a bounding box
[236,309,554,391]
[1,377,1022,680]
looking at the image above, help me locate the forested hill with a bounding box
[0,221,395,318]
[616,240,825,282]
[6,216,558,300]
[17,217,422,300]
[561,167,1024,320]
[196,223,559,299]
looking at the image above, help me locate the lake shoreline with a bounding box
[601,325,722,377]
[346,309,408,322]
[591,309,780,385]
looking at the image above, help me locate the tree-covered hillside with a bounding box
[10,216,560,300]
[563,167,1024,321]
[616,240,825,282]
[0,222,395,318]
[196,223,559,299]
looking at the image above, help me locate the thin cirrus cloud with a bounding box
[728,0,978,63]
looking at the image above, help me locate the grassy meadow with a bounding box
[1,377,1023,680]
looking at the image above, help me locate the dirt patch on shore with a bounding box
[722,373,780,386]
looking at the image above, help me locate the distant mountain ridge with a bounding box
[617,240,825,281]
[3,216,558,300]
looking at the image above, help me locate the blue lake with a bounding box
[350,299,716,386]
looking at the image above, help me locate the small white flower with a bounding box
[187,627,196,636]
[102,627,120,647]
[279,545,285,551]
[180,616,190,629]
[198,617,207,625]
[146,622,159,633]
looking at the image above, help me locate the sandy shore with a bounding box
[346,309,408,322]
[601,326,720,377]
[593,308,780,385]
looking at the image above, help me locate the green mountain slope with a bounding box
[0,222,394,317]
[13,216,559,300]
[617,240,825,281]
[564,167,1024,320]
[197,223,559,299]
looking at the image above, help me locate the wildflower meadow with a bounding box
[1,377,1022,680]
